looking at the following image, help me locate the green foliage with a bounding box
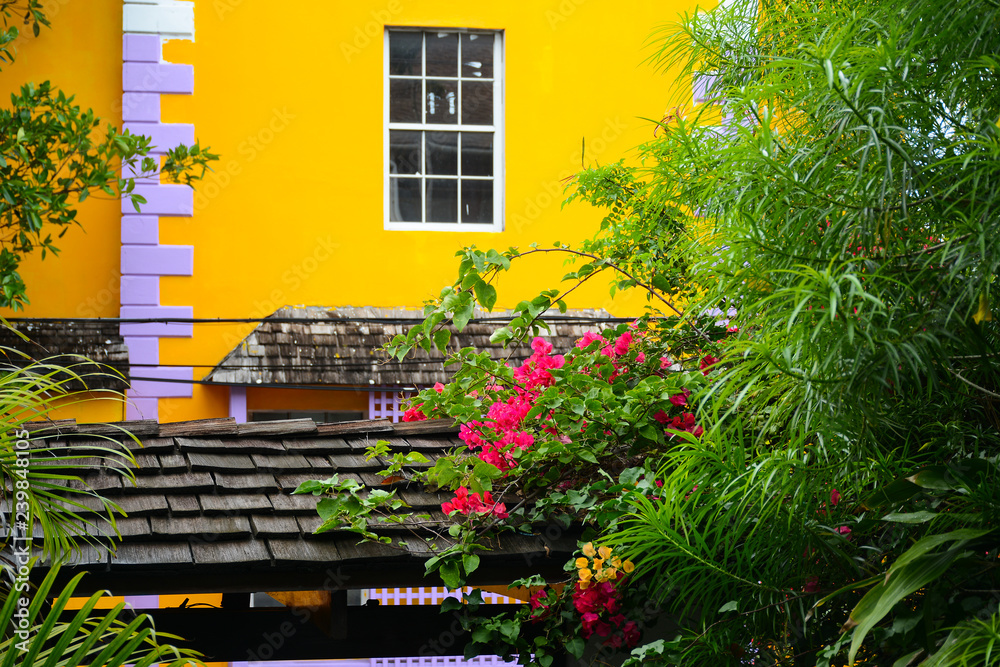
[314,0,1000,664]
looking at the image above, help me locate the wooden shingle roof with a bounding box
[0,320,128,391]
[27,417,576,596]
[203,306,615,388]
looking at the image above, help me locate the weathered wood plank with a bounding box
[237,419,317,437]
[113,542,193,566]
[135,472,214,492]
[158,453,188,472]
[250,515,299,537]
[212,473,279,492]
[199,494,273,513]
[187,451,256,472]
[124,437,176,454]
[268,493,319,513]
[84,420,159,437]
[159,418,239,437]
[167,495,201,514]
[266,538,343,563]
[151,515,251,538]
[282,437,351,452]
[391,419,459,436]
[192,539,270,565]
[316,420,392,436]
[250,453,311,471]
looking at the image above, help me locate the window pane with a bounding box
[461,133,493,176]
[462,33,493,78]
[426,79,458,124]
[389,79,421,123]
[389,32,422,76]
[462,81,493,125]
[426,32,458,77]
[390,178,421,222]
[426,132,458,175]
[389,131,421,175]
[462,180,493,223]
[426,179,458,222]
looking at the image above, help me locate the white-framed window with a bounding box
[384,28,504,232]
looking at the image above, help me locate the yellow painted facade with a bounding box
[1,0,704,423]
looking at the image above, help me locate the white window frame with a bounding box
[383,27,505,232]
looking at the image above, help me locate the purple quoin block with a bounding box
[121,245,193,276]
[122,184,194,216]
[131,366,194,398]
[126,397,159,421]
[123,33,161,63]
[122,93,161,122]
[120,305,194,338]
[121,276,160,305]
[123,122,195,153]
[121,216,159,245]
[124,337,160,366]
[123,62,194,94]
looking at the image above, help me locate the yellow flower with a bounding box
[579,568,593,584]
[623,560,635,573]
[575,557,589,569]
[593,558,604,570]
[612,557,622,568]
[595,568,607,582]
[598,545,612,560]
[582,542,596,557]
[605,567,619,580]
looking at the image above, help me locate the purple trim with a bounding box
[120,305,193,338]
[123,62,194,94]
[120,276,159,305]
[130,365,193,398]
[126,397,158,421]
[121,245,193,276]
[120,27,198,422]
[122,93,161,122]
[123,34,161,63]
[122,122,195,153]
[123,337,159,366]
[122,594,161,609]
[229,386,247,423]
[121,215,159,245]
[121,184,193,216]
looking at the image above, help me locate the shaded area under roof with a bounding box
[0,320,129,391]
[203,305,616,388]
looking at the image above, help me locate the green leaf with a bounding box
[719,600,739,613]
[463,553,481,576]
[441,597,463,613]
[882,511,937,524]
[433,328,452,352]
[846,528,993,664]
[439,561,463,589]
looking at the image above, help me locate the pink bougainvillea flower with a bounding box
[669,389,690,407]
[700,354,720,375]
[402,405,427,422]
[659,356,672,369]
[433,382,445,393]
[613,331,633,356]
[830,488,841,506]
[576,331,603,349]
[653,410,670,425]
[837,525,852,538]
[636,352,646,363]
[803,576,820,593]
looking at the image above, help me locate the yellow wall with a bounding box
[2,0,702,423]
